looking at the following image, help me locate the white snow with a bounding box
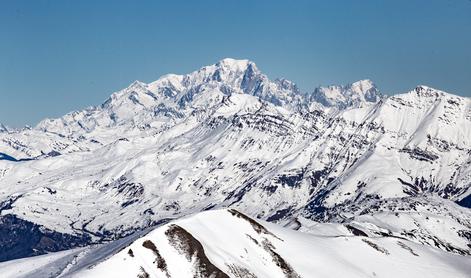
[1,209,470,278]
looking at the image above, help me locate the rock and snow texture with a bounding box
[0,58,470,264]
[1,209,470,278]
[309,79,382,109]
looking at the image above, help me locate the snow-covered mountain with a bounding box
[309,79,382,109]
[2,209,470,278]
[0,58,470,269]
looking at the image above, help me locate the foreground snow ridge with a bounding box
[2,209,470,278]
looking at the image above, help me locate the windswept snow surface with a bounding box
[1,209,470,278]
[0,58,470,265]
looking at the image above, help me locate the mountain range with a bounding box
[0,58,470,277]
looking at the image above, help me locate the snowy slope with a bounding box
[1,209,470,278]
[0,58,470,263]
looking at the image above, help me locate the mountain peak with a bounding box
[211,58,260,81]
[350,79,375,93]
[215,58,255,70]
[126,80,148,92]
[413,85,443,98]
[310,79,382,109]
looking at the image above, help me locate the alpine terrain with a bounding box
[0,58,470,277]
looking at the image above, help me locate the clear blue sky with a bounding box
[1,0,470,127]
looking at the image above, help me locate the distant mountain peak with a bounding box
[128,80,147,89]
[309,79,382,109]
[350,79,376,94]
[21,59,469,139]
[413,85,445,99]
[215,57,255,70]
